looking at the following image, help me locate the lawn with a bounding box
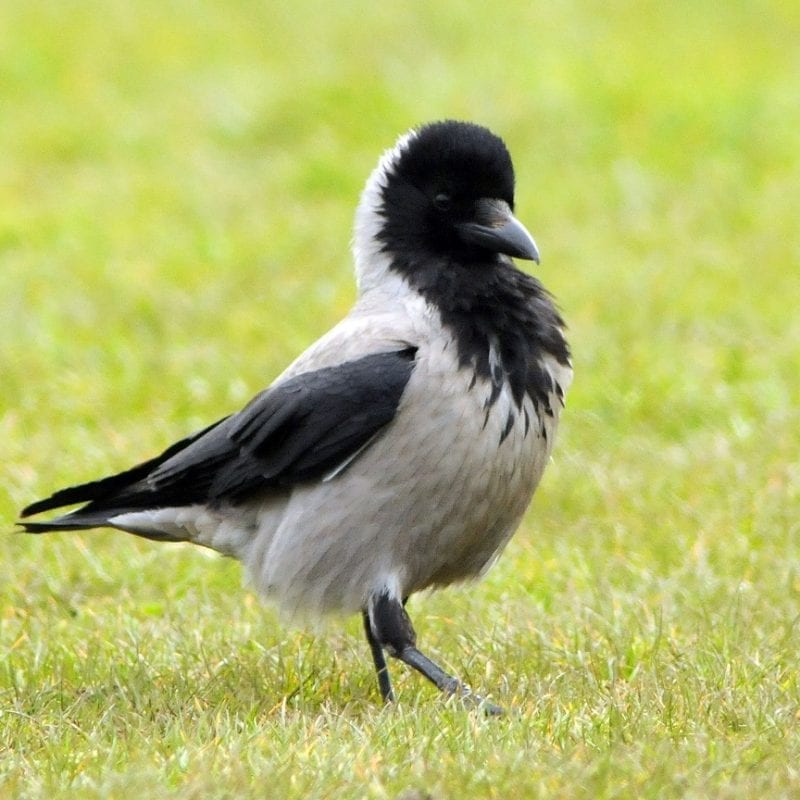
[2,1,799,797]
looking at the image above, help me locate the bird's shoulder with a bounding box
[274,286,436,384]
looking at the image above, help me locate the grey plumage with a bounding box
[20,120,572,711]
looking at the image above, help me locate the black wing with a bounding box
[20,348,417,532]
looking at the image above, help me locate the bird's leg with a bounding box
[362,609,394,702]
[367,592,504,715]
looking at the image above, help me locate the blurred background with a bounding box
[1,1,799,793]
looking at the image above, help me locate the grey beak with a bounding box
[456,199,540,263]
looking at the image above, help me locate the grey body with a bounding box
[113,273,570,616]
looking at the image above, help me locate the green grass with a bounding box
[2,0,799,797]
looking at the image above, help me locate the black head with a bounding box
[355,121,569,414]
[375,121,539,267]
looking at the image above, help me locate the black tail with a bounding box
[18,418,226,538]
[18,510,182,541]
[18,508,138,534]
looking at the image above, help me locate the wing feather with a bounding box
[19,348,417,532]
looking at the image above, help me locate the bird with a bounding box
[19,120,572,713]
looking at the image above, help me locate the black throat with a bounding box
[388,254,571,413]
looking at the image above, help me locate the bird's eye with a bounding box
[433,192,452,211]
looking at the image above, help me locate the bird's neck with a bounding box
[399,255,571,410]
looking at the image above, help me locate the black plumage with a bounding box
[20,349,417,532]
[376,122,570,415]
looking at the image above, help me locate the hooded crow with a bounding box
[20,120,572,713]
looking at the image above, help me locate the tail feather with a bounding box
[20,418,225,520]
[18,508,183,542]
[19,510,124,533]
[21,475,148,519]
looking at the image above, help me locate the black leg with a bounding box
[367,592,504,715]
[362,610,394,702]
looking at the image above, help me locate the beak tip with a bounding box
[516,237,540,264]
